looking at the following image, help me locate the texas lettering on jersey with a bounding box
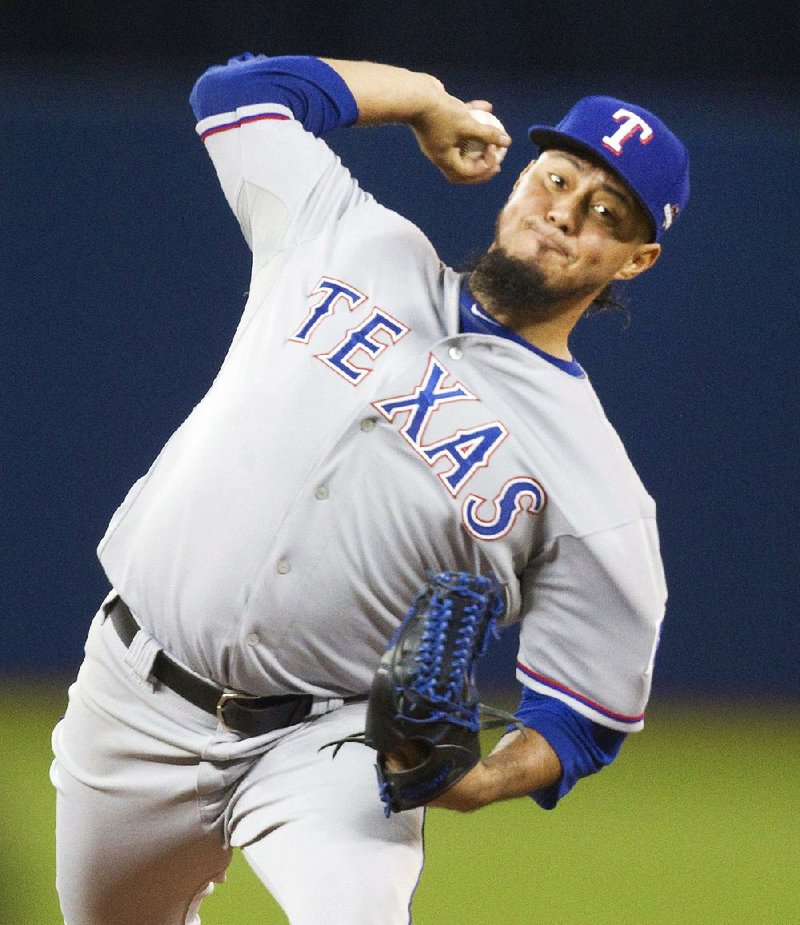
[289,276,547,540]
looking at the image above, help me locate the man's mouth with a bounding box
[526,224,571,259]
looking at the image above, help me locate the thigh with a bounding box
[52,758,230,925]
[230,703,425,925]
[51,611,233,925]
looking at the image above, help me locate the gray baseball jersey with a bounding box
[98,98,666,733]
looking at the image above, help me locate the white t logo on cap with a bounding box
[602,109,654,156]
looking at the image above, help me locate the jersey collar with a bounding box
[458,279,585,378]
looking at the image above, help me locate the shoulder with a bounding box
[332,194,444,273]
[459,345,656,526]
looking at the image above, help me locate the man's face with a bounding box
[492,149,660,300]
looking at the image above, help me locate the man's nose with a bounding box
[546,196,580,235]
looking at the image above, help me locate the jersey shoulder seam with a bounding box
[556,513,658,544]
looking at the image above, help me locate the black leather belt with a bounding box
[106,595,315,737]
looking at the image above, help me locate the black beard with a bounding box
[463,247,594,323]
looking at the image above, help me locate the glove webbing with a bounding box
[404,571,505,730]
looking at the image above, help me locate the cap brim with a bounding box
[528,126,657,241]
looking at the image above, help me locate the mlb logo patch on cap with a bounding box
[529,96,690,240]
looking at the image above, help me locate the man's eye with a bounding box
[548,173,564,187]
[593,203,615,221]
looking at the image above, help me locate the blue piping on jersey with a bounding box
[458,279,586,378]
[517,660,645,725]
[190,53,358,137]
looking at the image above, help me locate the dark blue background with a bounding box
[2,3,798,698]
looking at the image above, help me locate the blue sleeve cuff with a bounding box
[513,686,626,810]
[189,53,359,137]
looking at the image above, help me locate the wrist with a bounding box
[430,760,494,812]
[405,73,449,127]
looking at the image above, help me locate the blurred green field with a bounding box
[2,682,798,924]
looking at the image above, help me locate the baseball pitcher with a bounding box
[51,53,689,924]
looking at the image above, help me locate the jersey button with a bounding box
[314,485,329,500]
[245,633,260,646]
[448,346,463,360]
[360,418,376,432]
[277,558,291,575]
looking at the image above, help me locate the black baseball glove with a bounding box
[326,570,519,815]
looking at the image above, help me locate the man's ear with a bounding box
[615,242,661,281]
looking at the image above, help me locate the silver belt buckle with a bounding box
[216,691,259,732]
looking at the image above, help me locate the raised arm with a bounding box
[190,54,511,258]
[321,59,511,184]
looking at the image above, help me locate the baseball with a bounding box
[461,109,508,164]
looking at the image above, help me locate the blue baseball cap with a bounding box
[528,96,690,241]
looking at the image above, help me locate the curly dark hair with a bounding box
[584,281,631,327]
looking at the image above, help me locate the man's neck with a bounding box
[503,312,582,360]
[468,279,592,361]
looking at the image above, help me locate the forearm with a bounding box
[320,59,447,126]
[321,58,510,184]
[431,728,562,812]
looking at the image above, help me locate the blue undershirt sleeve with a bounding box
[513,686,627,809]
[189,53,359,137]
